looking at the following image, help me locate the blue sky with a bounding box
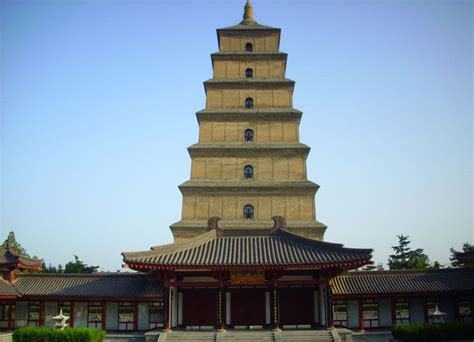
[1,0,472,271]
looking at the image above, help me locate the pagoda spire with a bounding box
[241,0,256,24]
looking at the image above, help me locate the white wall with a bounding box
[106,302,118,330]
[74,302,88,327]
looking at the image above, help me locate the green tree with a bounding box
[1,231,30,257]
[64,255,99,273]
[388,235,431,269]
[429,261,442,269]
[362,262,384,271]
[41,261,64,273]
[449,242,474,268]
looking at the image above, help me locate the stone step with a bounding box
[158,329,336,342]
[104,334,146,342]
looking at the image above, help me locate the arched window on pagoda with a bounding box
[244,129,254,142]
[243,205,254,219]
[245,42,253,52]
[244,165,254,179]
[245,68,253,78]
[245,97,253,109]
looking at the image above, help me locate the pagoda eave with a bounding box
[196,109,302,123]
[211,51,287,60]
[178,180,319,196]
[187,143,310,158]
[125,260,371,273]
[204,78,295,89]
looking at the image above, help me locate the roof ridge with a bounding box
[345,268,471,275]
[15,272,150,278]
[275,229,373,255]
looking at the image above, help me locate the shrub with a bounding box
[391,322,474,342]
[13,327,106,342]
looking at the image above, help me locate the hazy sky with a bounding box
[1,0,472,272]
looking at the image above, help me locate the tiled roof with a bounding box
[0,247,42,270]
[13,273,163,298]
[0,278,18,297]
[123,226,372,271]
[332,269,474,297]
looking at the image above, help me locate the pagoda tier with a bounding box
[171,1,328,242]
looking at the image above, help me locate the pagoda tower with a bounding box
[171,1,327,241]
[123,3,372,330]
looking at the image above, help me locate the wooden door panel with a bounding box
[279,288,314,325]
[182,290,216,326]
[231,290,265,325]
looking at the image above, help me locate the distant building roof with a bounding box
[0,278,18,298]
[123,217,372,271]
[13,273,163,299]
[0,246,42,271]
[332,269,474,297]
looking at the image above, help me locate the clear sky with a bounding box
[1,0,472,272]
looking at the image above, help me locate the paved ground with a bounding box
[352,331,394,342]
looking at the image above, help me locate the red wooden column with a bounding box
[271,287,280,331]
[163,287,171,332]
[423,299,428,323]
[216,288,225,331]
[327,282,334,328]
[391,299,396,326]
[70,302,75,327]
[133,302,139,332]
[101,302,107,330]
[7,302,13,330]
[358,299,364,331]
[39,301,45,327]
[453,297,460,322]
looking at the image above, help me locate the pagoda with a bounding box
[170,0,326,242]
[123,1,372,331]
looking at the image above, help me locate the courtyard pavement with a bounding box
[352,330,394,342]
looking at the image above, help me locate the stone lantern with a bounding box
[431,305,446,324]
[52,309,69,330]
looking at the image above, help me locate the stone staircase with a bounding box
[223,330,275,342]
[105,333,146,342]
[280,329,335,342]
[159,331,216,342]
[156,329,337,342]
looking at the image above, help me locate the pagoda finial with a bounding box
[241,0,256,24]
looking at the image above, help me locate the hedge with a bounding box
[392,322,474,342]
[13,327,106,342]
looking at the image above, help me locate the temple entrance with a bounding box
[279,287,315,325]
[182,289,216,327]
[230,289,266,326]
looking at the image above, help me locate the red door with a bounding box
[182,289,216,326]
[231,289,266,326]
[279,287,314,325]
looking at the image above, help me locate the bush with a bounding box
[13,327,106,342]
[392,322,474,342]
